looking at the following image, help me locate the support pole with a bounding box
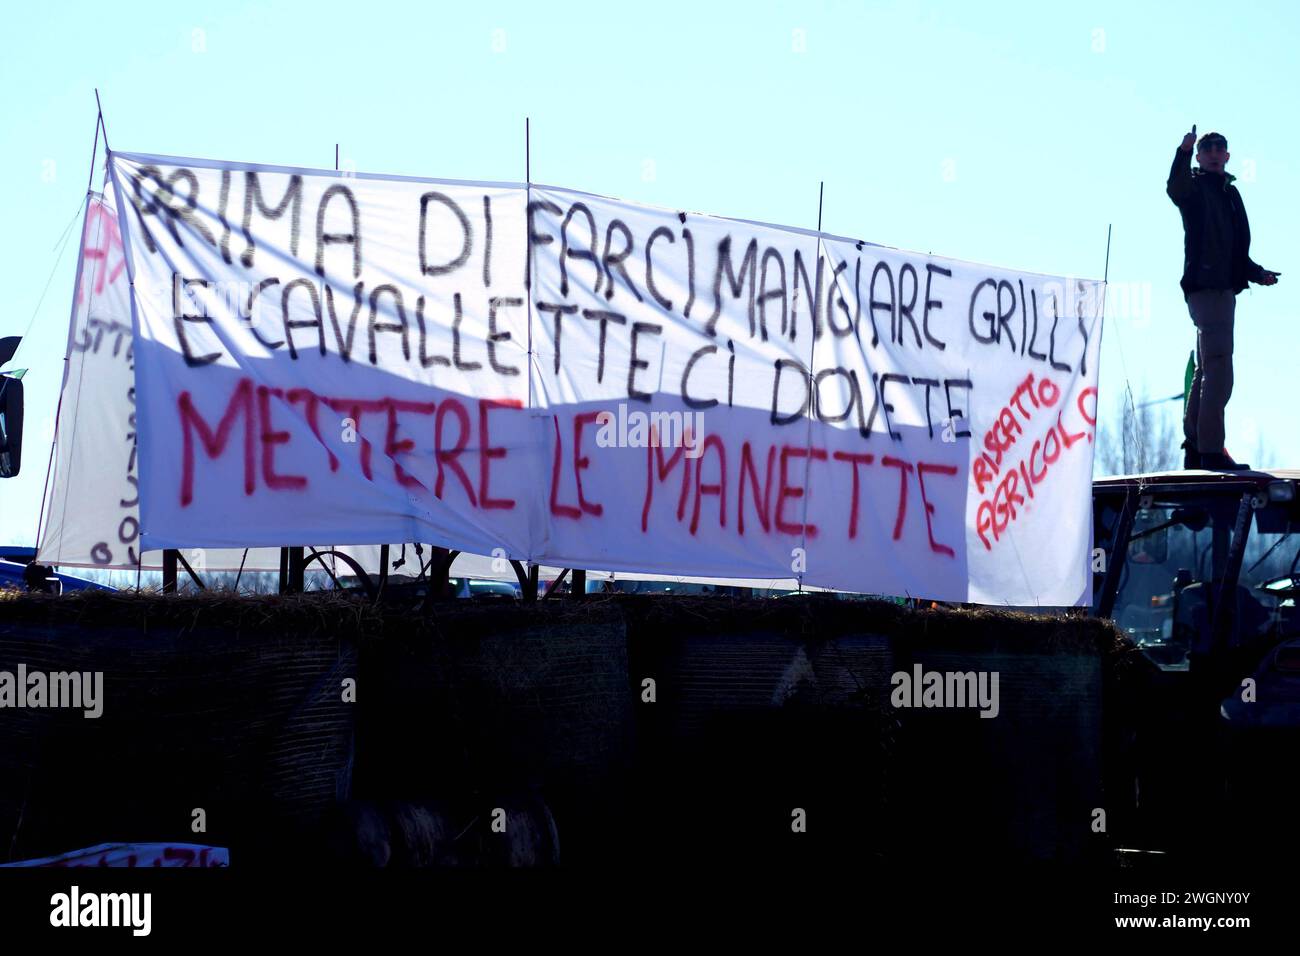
[542,568,570,599]
[32,99,104,556]
[94,88,110,152]
[175,550,206,590]
[287,547,305,593]
[510,560,539,603]
[798,181,824,595]
[430,546,450,598]
[86,102,102,194]
[376,543,390,598]
[1103,223,1113,284]
[162,549,178,594]
[1211,494,1255,653]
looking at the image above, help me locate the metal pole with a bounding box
[32,101,103,556]
[94,88,110,152]
[798,180,824,595]
[377,543,390,598]
[542,568,569,599]
[1103,223,1113,284]
[287,547,305,593]
[176,550,206,590]
[1211,494,1254,653]
[85,106,102,195]
[430,545,450,599]
[162,549,178,594]
[524,116,535,442]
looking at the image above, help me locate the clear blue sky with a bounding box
[2,0,1297,546]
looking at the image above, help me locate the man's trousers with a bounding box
[1184,289,1236,455]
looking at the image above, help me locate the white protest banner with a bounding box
[37,190,141,568]
[110,151,1102,605]
[39,192,422,577]
[38,191,285,571]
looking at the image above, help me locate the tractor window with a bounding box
[1236,508,1300,643]
[1091,495,1126,616]
[1112,502,1218,670]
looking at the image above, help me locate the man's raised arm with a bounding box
[1167,125,1196,206]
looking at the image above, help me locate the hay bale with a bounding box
[617,595,1138,865]
[0,591,359,863]
[0,590,1145,868]
[352,600,630,866]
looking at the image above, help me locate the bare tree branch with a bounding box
[1094,388,1181,476]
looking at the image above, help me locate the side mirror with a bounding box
[1172,506,1210,532]
[1,336,24,478]
[0,378,23,479]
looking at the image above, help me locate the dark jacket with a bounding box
[1166,148,1268,297]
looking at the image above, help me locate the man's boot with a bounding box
[1181,439,1199,469]
[1199,450,1250,471]
[1222,448,1251,470]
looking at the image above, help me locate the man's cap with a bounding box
[1197,131,1228,151]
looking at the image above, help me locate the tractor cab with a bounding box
[1092,467,1300,859]
[1093,468,1300,685]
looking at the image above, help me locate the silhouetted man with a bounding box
[1167,126,1279,470]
